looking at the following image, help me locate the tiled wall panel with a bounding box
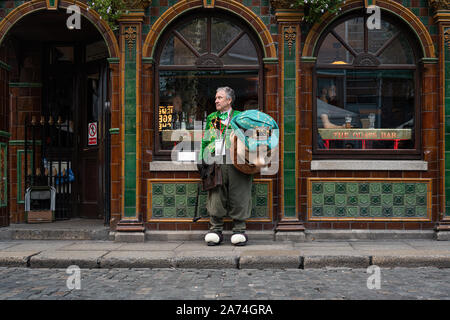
[147,179,273,222]
[308,178,432,221]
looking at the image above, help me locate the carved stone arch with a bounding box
[143,0,277,60]
[302,0,436,59]
[0,0,120,58]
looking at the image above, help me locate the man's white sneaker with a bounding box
[231,233,248,246]
[204,231,223,246]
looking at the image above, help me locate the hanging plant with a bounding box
[292,0,345,24]
[86,0,126,31]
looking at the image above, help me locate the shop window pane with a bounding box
[378,36,414,64]
[160,35,197,65]
[221,34,258,65]
[158,70,259,151]
[317,33,354,65]
[334,17,364,54]
[316,69,415,150]
[177,18,207,55]
[211,18,241,54]
[368,20,399,54]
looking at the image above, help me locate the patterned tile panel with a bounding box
[308,178,432,221]
[147,179,272,221]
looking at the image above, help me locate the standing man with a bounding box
[199,87,253,246]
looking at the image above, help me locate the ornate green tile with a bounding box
[176,208,187,217]
[416,195,426,206]
[256,196,267,207]
[415,183,427,194]
[382,207,393,217]
[312,183,323,194]
[382,183,392,194]
[335,194,346,206]
[255,207,268,217]
[393,206,404,217]
[153,184,163,195]
[164,184,175,195]
[335,207,346,216]
[347,195,358,206]
[381,194,393,206]
[335,183,346,194]
[323,206,335,216]
[312,194,324,206]
[187,196,197,207]
[393,195,404,206]
[347,206,358,217]
[359,183,370,194]
[358,194,370,206]
[175,195,186,207]
[416,206,427,217]
[370,195,381,206]
[405,183,415,194]
[187,184,197,196]
[359,206,370,217]
[312,206,323,216]
[405,195,416,206]
[324,195,335,205]
[164,207,176,217]
[323,182,335,194]
[347,183,358,194]
[152,195,164,207]
[393,183,405,194]
[370,206,382,217]
[164,196,175,207]
[176,184,186,195]
[405,207,416,217]
[369,183,381,194]
[153,208,164,217]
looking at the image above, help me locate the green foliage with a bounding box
[293,0,345,24]
[87,0,125,31]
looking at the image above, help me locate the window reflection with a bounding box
[317,70,415,150]
[158,70,259,151]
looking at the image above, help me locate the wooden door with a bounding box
[78,62,108,219]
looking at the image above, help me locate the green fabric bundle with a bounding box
[230,110,279,152]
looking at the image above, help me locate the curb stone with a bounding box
[303,255,371,269]
[372,255,450,268]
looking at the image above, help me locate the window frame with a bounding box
[312,10,422,160]
[153,10,264,158]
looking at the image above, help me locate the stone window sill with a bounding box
[310,160,427,171]
[149,160,428,172]
[149,161,197,172]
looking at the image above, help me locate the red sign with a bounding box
[88,122,97,145]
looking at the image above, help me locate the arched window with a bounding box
[154,11,263,156]
[313,11,421,159]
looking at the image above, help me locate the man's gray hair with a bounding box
[217,86,235,105]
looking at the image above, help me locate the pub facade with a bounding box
[0,0,449,240]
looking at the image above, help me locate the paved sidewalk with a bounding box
[0,238,450,269]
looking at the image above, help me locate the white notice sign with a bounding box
[88,122,97,146]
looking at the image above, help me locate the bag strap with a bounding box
[219,110,233,155]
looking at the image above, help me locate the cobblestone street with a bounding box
[0,267,449,300]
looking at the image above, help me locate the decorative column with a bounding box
[432,0,450,239]
[271,1,305,237]
[115,0,149,240]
